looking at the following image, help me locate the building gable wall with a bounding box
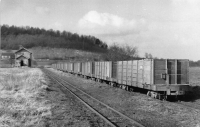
[15,47,33,67]
[15,49,31,59]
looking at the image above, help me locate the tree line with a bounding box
[1,25,162,62]
[189,60,200,67]
[1,24,108,52]
[1,24,141,61]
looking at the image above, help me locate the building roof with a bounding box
[1,52,15,56]
[15,47,32,54]
[16,54,29,60]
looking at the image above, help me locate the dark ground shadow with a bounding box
[180,85,200,102]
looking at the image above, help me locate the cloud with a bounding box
[170,0,200,46]
[172,0,200,5]
[35,6,50,15]
[171,0,200,21]
[78,11,147,36]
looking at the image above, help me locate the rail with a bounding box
[43,68,145,127]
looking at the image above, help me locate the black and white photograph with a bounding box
[1,0,200,127]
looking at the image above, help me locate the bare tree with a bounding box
[105,43,139,61]
[145,52,153,59]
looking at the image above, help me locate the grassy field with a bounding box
[30,47,103,61]
[0,68,96,127]
[189,67,200,86]
[0,68,51,127]
[189,67,200,101]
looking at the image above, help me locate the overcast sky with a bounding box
[1,0,200,61]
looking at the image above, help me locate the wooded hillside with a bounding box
[1,25,108,53]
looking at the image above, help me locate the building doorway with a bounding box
[20,60,24,66]
[28,59,31,67]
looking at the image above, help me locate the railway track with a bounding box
[43,68,145,127]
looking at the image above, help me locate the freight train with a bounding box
[52,59,191,100]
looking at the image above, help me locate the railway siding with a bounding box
[43,68,145,127]
[43,70,110,127]
[47,67,200,127]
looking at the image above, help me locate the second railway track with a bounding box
[43,68,145,127]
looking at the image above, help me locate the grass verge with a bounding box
[0,68,51,127]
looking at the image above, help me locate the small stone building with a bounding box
[15,46,33,67]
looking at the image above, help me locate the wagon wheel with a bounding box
[125,86,129,91]
[122,85,126,90]
[158,94,161,100]
[163,95,167,101]
[99,79,102,83]
[129,88,134,92]
[151,92,155,98]
[155,93,161,99]
[125,85,128,90]
[147,91,151,96]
